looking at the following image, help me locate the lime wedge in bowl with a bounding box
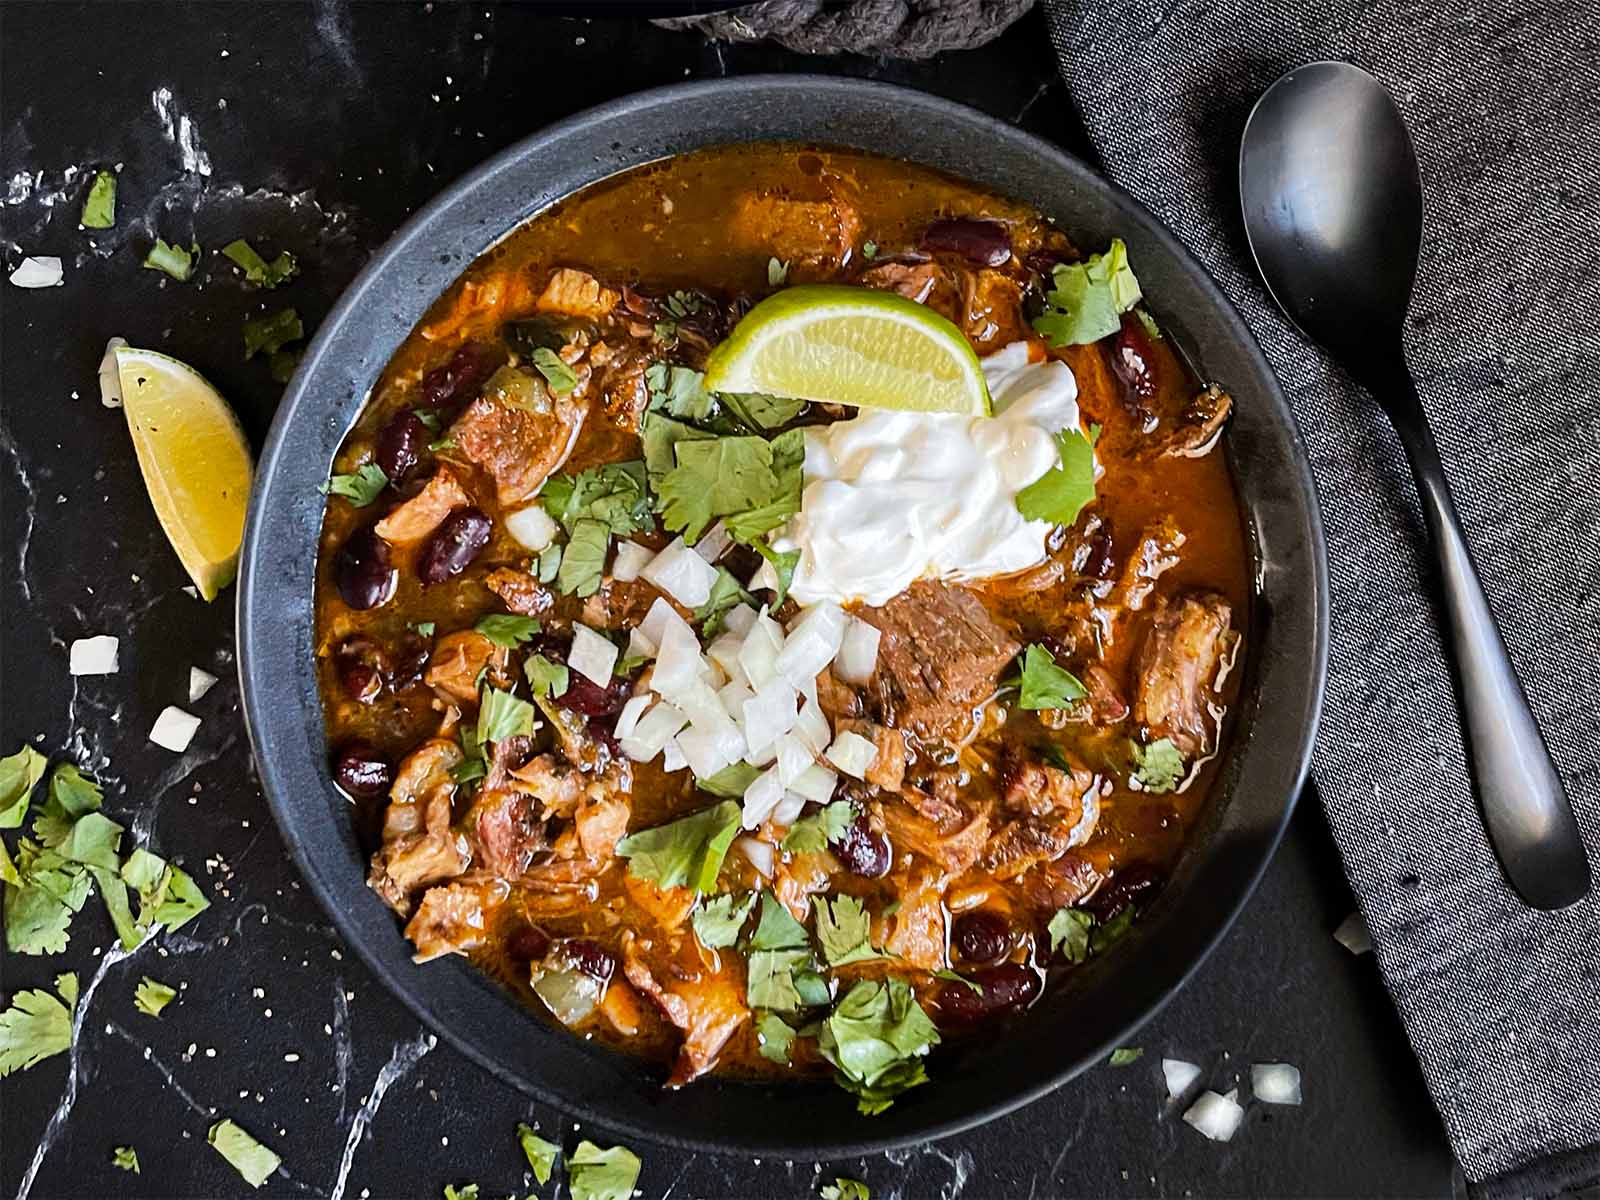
[703,284,990,416]
[116,346,254,600]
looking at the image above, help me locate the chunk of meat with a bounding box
[404,874,510,962]
[882,870,948,972]
[449,386,585,508]
[485,567,554,617]
[573,790,630,861]
[729,190,858,267]
[1002,759,1095,820]
[814,670,863,722]
[835,719,906,792]
[1016,850,1103,912]
[1144,384,1233,459]
[623,875,696,930]
[420,271,539,342]
[957,269,1026,352]
[623,945,750,1086]
[468,787,545,879]
[1134,592,1234,757]
[368,739,470,915]
[536,268,618,321]
[861,261,962,322]
[373,467,470,544]
[1116,518,1185,613]
[774,850,834,922]
[981,818,1072,881]
[879,798,990,875]
[424,630,507,706]
[860,581,1021,742]
[506,752,584,819]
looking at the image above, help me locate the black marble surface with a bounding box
[0,3,1462,1197]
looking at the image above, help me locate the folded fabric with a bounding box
[1039,1,1600,1193]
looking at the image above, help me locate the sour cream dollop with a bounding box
[782,341,1087,607]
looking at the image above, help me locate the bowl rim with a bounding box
[237,73,1329,1159]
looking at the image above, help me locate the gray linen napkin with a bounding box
[1038,0,1600,1192]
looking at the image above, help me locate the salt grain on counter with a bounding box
[149,706,201,752]
[69,635,119,675]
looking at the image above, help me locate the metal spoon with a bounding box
[1239,60,1590,910]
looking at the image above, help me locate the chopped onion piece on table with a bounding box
[189,666,218,702]
[149,706,201,753]
[788,763,838,805]
[10,256,64,288]
[620,701,688,761]
[569,623,618,685]
[98,336,128,408]
[504,504,559,552]
[638,597,681,651]
[1183,1090,1244,1142]
[641,536,717,607]
[824,730,879,779]
[651,614,706,696]
[1162,1058,1203,1101]
[611,540,655,582]
[741,765,785,828]
[614,694,652,742]
[69,635,119,676]
[706,633,747,686]
[678,721,746,779]
[625,626,658,663]
[833,617,881,685]
[1333,910,1372,955]
[1251,1063,1302,1105]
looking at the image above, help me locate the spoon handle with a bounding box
[1383,362,1591,909]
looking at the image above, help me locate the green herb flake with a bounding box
[821,1178,871,1200]
[1032,238,1142,347]
[541,462,653,538]
[81,169,117,229]
[749,538,800,608]
[536,543,563,584]
[221,239,298,288]
[1135,307,1162,339]
[1090,906,1137,955]
[1012,644,1089,711]
[319,462,388,507]
[0,744,48,828]
[1132,737,1186,793]
[768,257,789,286]
[4,843,89,956]
[1014,424,1097,529]
[516,1122,559,1185]
[0,975,75,1077]
[134,976,177,1018]
[747,947,812,1012]
[932,968,983,995]
[477,686,536,747]
[530,346,578,395]
[862,241,879,260]
[818,978,939,1115]
[523,653,569,700]
[781,800,853,854]
[657,426,804,546]
[749,888,811,951]
[756,1011,797,1064]
[112,1146,140,1173]
[207,1118,281,1189]
[243,307,304,359]
[568,1140,641,1200]
[410,621,436,637]
[1048,907,1093,963]
[644,363,716,422]
[556,518,610,598]
[443,1185,479,1200]
[696,567,755,637]
[692,891,757,950]
[474,613,542,648]
[268,348,302,384]
[1109,1047,1144,1066]
[616,800,742,895]
[814,894,879,968]
[142,238,199,282]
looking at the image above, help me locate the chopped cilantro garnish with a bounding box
[0,973,75,1077]
[221,239,298,288]
[443,1185,479,1200]
[540,462,652,538]
[748,948,812,1012]
[861,240,878,260]
[4,840,90,955]
[243,307,303,359]
[473,614,541,648]
[555,518,610,598]
[695,567,754,637]
[1109,1047,1144,1066]
[410,621,436,637]
[207,1118,281,1189]
[536,543,562,584]
[516,1122,559,1185]
[523,653,569,700]
[756,1011,797,1064]
[821,1179,871,1200]
[749,538,800,607]
[568,1140,641,1200]
[1090,906,1137,954]
[696,761,761,799]
[134,976,177,1018]
[413,408,442,434]
[319,462,388,506]
[750,888,810,951]
[718,391,807,432]
[691,890,757,949]
[1132,737,1185,793]
[477,686,535,746]
[781,800,853,854]
[0,745,48,828]
[1014,424,1097,529]
[659,428,804,545]
[1011,644,1088,711]
[112,1146,140,1173]
[933,968,983,995]
[81,170,116,229]
[767,257,789,286]
[142,238,199,282]
[1032,238,1142,347]
[617,800,741,895]
[645,362,716,421]
[814,894,879,967]
[818,978,939,1115]
[268,348,301,384]
[530,347,577,395]
[1048,907,1093,963]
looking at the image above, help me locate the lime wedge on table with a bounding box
[703,284,991,416]
[115,347,254,601]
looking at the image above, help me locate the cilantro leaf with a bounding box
[143,238,198,282]
[536,543,562,583]
[756,1011,796,1064]
[719,392,807,433]
[657,435,780,544]
[207,1118,281,1189]
[645,363,716,421]
[0,745,48,828]
[221,239,298,288]
[58,812,124,872]
[768,257,789,287]
[268,348,302,384]
[696,761,761,799]
[818,979,939,1114]
[0,974,75,1076]
[720,428,804,543]
[781,800,853,854]
[1132,737,1185,793]
[692,891,757,950]
[695,567,754,637]
[523,653,569,700]
[1012,644,1088,711]
[1090,906,1137,954]
[933,968,983,995]
[749,538,800,607]
[1014,425,1096,528]
[749,888,810,951]
[1135,307,1162,339]
[443,1186,479,1200]
[1032,238,1143,347]
[1048,907,1093,962]
[641,410,713,488]
[112,1147,140,1173]
[530,347,578,395]
[4,842,90,956]
[243,307,303,359]
[1109,1047,1144,1066]
[556,518,610,598]
[473,614,541,648]
[319,462,388,506]
[616,800,741,895]
[814,894,879,967]
[477,686,536,746]
[134,976,177,1017]
[862,240,879,260]
[35,763,104,847]
[516,1122,559,1185]
[747,948,812,1012]
[821,1179,871,1200]
[81,169,116,229]
[92,865,142,950]
[148,864,209,933]
[568,1140,641,1200]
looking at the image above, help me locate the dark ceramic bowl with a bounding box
[238,76,1329,1158]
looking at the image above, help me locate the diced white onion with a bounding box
[693,521,732,563]
[788,763,838,805]
[1162,1058,1203,1101]
[678,721,746,779]
[611,540,655,582]
[792,699,831,755]
[662,737,688,773]
[717,680,754,728]
[1333,910,1373,955]
[749,556,780,594]
[742,678,801,759]
[738,610,784,690]
[625,626,658,663]
[740,765,786,829]
[569,623,618,686]
[824,730,879,780]
[620,702,687,761]
[745,740,778,768]
[99,337,128,408]
[188,666,218,703]
[774,733,815,788]
[641,536,718,607]
[1251,1063,1302,1105]
[772,791,808,826]
[148,706,200,753]
[10,256,64,288]
[833,617,881,686]
[722,604,758,636]
[614,694,652,742]
[638,597,683,651]
[504,504,559,552]
[651,615,706,698]
[706,633,747,688]
[733,834,774,879]
[68,635,119,676]
[774,602,847,686]
[674,677,731,730]
[1183,1090,1244,1142]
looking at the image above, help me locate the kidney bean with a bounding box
[1109,313,1160,409]
[921,218,1012,267]
[388,633,432,692]
[417,507,491,584]
[332,742,392,799]
[952,909,1013,966]
[336,528,398,611]
[558,672,634,718]
[419,341,503,408]
[334,636,389,704]
[935,963,1042,1026]
[374,410,430,484]
[1083,861,1165,921]
[830,814,892,879]
[559,938,616,983]
[505,923,552,964]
